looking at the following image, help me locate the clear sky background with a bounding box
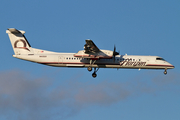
[0,0,180,120]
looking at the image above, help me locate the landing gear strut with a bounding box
[92,68,99,78]
[88,59,96,72]
[87,59,99,77]
[164,68,167,75]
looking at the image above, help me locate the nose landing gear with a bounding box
[164,68,167,75]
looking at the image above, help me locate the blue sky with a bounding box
[0,0,180,120]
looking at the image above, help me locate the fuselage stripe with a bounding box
[38,62,174,68]
[146,64,174,67]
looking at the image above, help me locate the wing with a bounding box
[84,39,100,53]
[74,40,113,60]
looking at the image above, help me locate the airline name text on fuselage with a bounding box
[120,61,146,66]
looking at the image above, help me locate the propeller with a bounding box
[113,45,119,62]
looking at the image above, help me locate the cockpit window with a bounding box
[156,57,166,61]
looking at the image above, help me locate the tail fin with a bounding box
[6,28,33,55]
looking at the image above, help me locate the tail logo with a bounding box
[14,39,30,51]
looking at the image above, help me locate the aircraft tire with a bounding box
[88,67,92,71]
[92,72,97,78]
[164,70,167,75]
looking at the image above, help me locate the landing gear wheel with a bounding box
[88,67,92,72]
[92,72,97,78]
[164,68,167,75]
[164,70,167,75]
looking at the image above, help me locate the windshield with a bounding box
[156,57,166,61]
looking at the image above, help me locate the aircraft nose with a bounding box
[169,63,175,69]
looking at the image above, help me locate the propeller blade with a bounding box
[114,45,116,53]
[113,45,119,56]
[113,45,119,62]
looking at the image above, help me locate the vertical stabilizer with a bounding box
[6,28,33,55]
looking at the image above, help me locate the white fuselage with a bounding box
[13,49,174,70]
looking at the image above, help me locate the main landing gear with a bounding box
[87,66,92,71]
[164,68,167,75]
[87,59,99,78]
[87,67,99,78]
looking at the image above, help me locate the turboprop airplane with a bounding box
[6,28,174,78]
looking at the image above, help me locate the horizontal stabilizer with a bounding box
[6,28,25,35]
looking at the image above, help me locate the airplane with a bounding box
[6,28,175,78]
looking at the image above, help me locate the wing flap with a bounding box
[74,50,113,59]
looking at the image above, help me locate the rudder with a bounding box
[6,28,33,55]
